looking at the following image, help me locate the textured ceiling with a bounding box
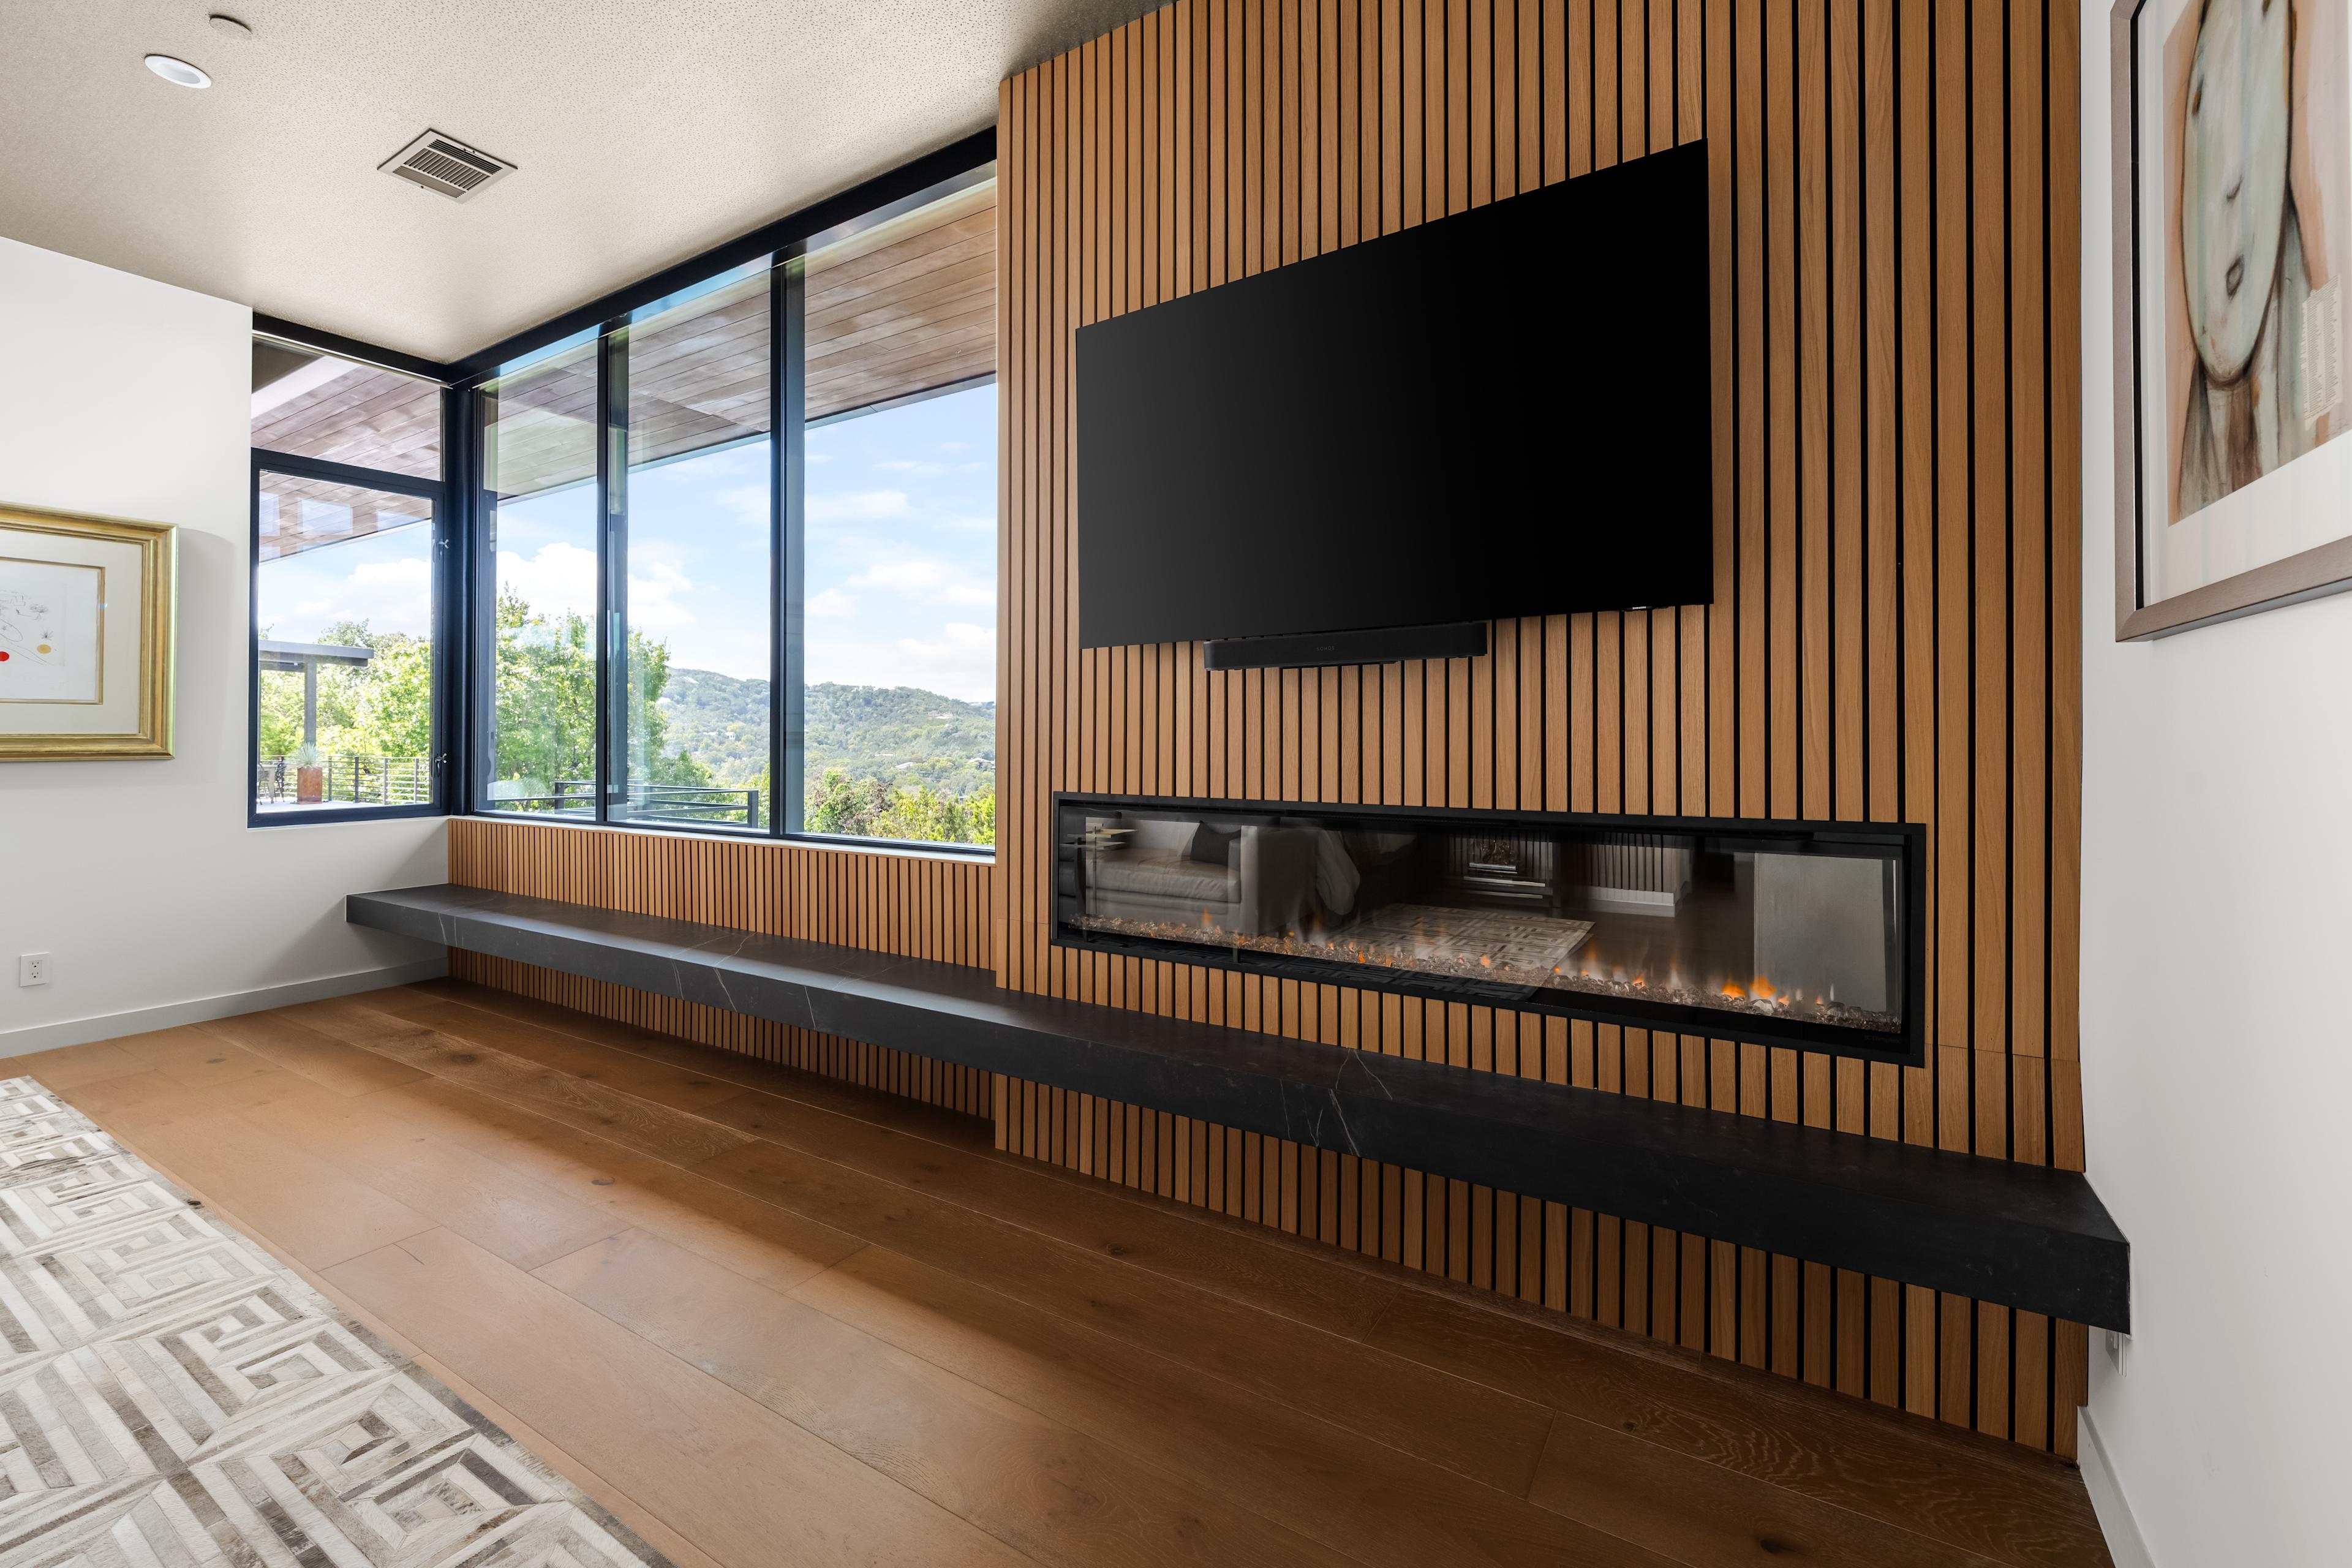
[0,0,1148,363]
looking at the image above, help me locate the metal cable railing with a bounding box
[255,754,434,809]
[489,780,762,827]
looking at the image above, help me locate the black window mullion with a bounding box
[597,322,630,826]
[462,383,497,818]
[434,384,465,815]
[247,450,265,826]
[776,255,808,836]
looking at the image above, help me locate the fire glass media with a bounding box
[1051,796,1924,1064]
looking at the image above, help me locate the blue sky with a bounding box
[257,383,999,704]
[255,499,435,646]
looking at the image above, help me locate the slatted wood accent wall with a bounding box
[448,818,997,1117]
[991,0,2087,1453]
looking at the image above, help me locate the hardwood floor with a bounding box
[15,982,2115,1568]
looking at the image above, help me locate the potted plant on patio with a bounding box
[294,743,326,804]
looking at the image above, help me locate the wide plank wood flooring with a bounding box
[18,981,2114,1568]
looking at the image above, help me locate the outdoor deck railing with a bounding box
[488,780,762,827]
[255,754,434,809]
[256,757,759,825]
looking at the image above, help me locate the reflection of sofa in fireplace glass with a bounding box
[1080,815,1360,938]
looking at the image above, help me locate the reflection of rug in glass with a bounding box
[1325,903,1593,981]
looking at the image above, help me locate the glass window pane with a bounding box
[254,473,437,812]
[252,339,441,478]
[481,342,598,816]
[615,266,772,831]
[798,176,997,847]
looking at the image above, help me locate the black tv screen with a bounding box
[1077,141,1713,652]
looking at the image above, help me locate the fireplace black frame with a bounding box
[1050,792,1929,1068]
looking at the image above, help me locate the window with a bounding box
[466,155,997,850]
[616,263,772,830]
[251,339,447,821]
[795,179,998,846]
[480,338,598,816]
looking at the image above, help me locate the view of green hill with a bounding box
[660,672,996,798]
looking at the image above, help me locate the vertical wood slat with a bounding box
[447,817,995,1118]
[986,0,2087,1458]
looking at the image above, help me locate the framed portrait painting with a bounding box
[2113,0,2352,636]
[0,505,176,759]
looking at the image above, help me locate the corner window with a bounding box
[251,338,448,822]
[468,159,997,851]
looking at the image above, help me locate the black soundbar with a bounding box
[1200,620,1488,671]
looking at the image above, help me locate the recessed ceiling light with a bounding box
[144,55,211,89]
[207,15,254,41]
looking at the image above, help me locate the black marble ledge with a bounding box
[347,883,2129,1330]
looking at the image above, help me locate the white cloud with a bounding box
[807,488,909,523]
[496,540,597,621]
[627,552,695,632]
[807,587,857,619]
[875,459,949,476]
[290,555,432,637]
[891,622,997,703]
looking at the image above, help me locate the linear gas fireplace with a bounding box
[1053,795,1925,1065]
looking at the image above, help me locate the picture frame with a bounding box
[0,503,176,760]
[2110,0,2352,638]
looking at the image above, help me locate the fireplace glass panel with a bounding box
[1055,800,1915,1057]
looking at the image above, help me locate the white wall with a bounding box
[2076,11,2352,1565]
[0,237,445,1051]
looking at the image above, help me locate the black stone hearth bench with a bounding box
[347,883,2130,1331]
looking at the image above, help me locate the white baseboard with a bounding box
[0,958,450,1056]
[2078,1408,2158,1568]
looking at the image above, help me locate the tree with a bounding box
[255,617,432,766]
[484,590,714,810]
[801,767,995,846]
[489,592,596,801]
[257,589,1000,845]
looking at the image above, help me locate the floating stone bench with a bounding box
[349,882,2130,1330]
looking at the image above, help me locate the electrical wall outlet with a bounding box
[17,954,48,987]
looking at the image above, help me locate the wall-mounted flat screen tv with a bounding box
[1077,141,1713,663]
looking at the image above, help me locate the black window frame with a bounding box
[247,333,466,830]
[459,134,998,858]
[244,130,996,856]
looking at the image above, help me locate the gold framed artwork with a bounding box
[2112,0,2352,637]
[0,504,176,759]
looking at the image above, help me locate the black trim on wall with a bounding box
[251,314,458,385]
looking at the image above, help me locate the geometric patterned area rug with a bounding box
[0,1078,674,1567]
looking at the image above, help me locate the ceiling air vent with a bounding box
[379,129,514,202]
